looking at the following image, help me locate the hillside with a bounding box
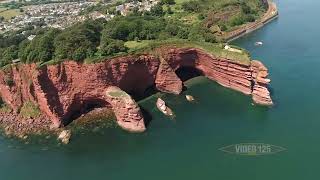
[0,0,267,67]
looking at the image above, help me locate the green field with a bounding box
[164,0,265,31]
[0,8,21,20]
[108,91,128,97]
[45,39,250,66]
[125,39,251,65]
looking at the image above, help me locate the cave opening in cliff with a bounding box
[64,99,110,126]
[175,66,204,82]
[125,84,159,102]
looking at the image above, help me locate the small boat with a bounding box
[185,95,195,102]
[156,98,173,116]
[255,41,263,46]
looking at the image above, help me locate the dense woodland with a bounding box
[0,0,266,67]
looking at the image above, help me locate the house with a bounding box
[12,59,20,64]
[27,35,36,41]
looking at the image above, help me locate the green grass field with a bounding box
[0,8,21,20]
[126,39,251,65]
[108,91,128,97]
[0,7,6,12]
[164,0,264,30]
[40,40,250,67]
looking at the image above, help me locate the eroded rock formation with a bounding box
[105,86,145,132]
[0,47,273,133]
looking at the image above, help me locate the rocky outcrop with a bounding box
[105,86,145,132]
[155,58,183,94]
[57,129,71,144]
[162,48,273,106]
[251,60,273,105]
[0,47,273,133]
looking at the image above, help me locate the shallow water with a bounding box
[1,0,320,179]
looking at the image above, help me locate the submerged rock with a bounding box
[185,95,195,102]
[156,98,173,116]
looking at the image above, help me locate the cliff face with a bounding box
[0,48,273,132]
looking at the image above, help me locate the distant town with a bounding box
[0,0,160,34]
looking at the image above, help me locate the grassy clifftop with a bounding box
[124,39,251,65]
[40,39,251,67]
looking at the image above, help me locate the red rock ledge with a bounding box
[0,47,273,133]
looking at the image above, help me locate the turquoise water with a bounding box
[1,0,320,179]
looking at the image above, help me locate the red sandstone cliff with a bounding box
[0,48,273,133]
[105,86,146,132]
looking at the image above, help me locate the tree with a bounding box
[54,20,102,61]
[19,29,60,63]
[73,47,87,61]
[181,1,201,12]
[219,24,227,31]
[203,32,216,43]
[177,27,189,39]
[230,15,246,26]
[0,33,26,48]
[18,40,30,61]
[132,7,141,16]
[165,22,179,36]
[99,38,127,56]
[167,6,173,14]
[198,13,205,20]
[245,14,256,22]
[106,21,131,40]
[150,4,164,16]
[161,0,175,5]
[0,45,18,67]
[241,3,252,14]
[103,16,166,41]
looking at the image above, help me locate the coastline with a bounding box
[224,0,279,42]
[0,47,273,138]
[0,107,116,141]
[0,1,278,140]
[0,111,52,138]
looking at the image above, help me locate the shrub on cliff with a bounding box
[181,1,201,12]
[0,97,4,107]
[4,77,14,87]
[0,45,18,66]
[19,101,41,119]
[0,97,11,113]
